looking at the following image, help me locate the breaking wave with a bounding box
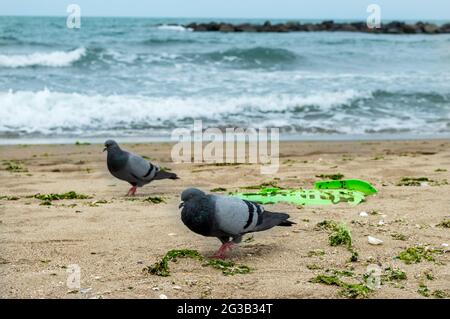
[1,88,448,137]
[0,47,86,68]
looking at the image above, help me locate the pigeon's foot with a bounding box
[211,242,234,259]
[127,186,137,196]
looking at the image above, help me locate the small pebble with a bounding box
[152,287,160,291]
[168,233,177,236]
[442,243,449,247]
[172,285,182,290]
[159,294,168,299]
[359,212,368,217]
[368,236,383,245]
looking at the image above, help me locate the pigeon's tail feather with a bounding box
[278,219,296,226]
[254,211,295,232]
[153,170,179,181]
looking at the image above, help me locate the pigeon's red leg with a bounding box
[127,186,137,196]
[212,242,235,259]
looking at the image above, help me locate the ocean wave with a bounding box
[0,48,86,68]
[0,89,364,135]
[1,88,448,137]
[202,47,299,68]
[156,24,193,32]
[76,47,138,66]
[141,38,197,45]
[0,35,60,48]
[0,35,20,45]
[371,90,449,103]
[316,37,443,45]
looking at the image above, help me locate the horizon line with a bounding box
[0,14,448,22]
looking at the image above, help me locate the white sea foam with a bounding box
[0,48,86,68]
[0,88,441,136]
[157,24,193,32]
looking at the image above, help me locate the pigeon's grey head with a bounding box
[179,188,205,208]
[103,139,120,152]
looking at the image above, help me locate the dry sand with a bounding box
[0,140,449,299]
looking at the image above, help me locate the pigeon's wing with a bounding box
[210,195,263,236]
[124,152,159,185]
[211,195,295,236]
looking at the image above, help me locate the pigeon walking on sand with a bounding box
[104,140,178,196]
[179,188,295,259]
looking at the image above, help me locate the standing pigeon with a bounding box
[104,140,178,196]
[179,188,295,259]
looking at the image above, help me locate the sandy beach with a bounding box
[0,140,449,299]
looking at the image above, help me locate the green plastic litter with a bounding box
[233,179,377,206]
[314,179,377,196]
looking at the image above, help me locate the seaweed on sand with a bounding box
[33,191,91,201]
[144,249,251,277]
[417,284,430,297]
[314,220,338,232]
[240,181,280,190]
[396,177,448,186]
[307,249,325,257]
[391,233,408,241]
[309,274,371,299]
[437,219,450,228]
[397,246,444,264]
[143,196,166,204]
[315,173,344,180]
[382,267,407,281]
[329,224,352,248]
[4,161,28,173]
[315,220,355,260]
[0,196,20,201]
[314,220,352,248]
[397,177,431,186]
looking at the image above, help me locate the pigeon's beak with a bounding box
[178,202,184,209]
[103,147,107,152]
